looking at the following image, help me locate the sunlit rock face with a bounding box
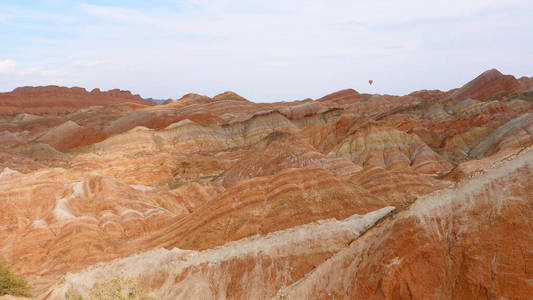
[0,69,532,299]
[42,207,395,300]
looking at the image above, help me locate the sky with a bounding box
[0,0,532,102]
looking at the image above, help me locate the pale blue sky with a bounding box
[1,0,532,101]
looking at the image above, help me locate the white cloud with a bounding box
[82,3,152,23]
[72,60,103,67]
[0,59,16,74]
[20,67,60,77]
[1,1,532,100]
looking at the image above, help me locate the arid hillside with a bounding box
[1,69,532,300]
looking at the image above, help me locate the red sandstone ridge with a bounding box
[161,93,213,107]
[519,76,533,92]
[36,120,107,150]
[0,86,154,115]
[452,69,521,101]
[316,88,369,105]
[212,91,250,102]
[0,69,532,299]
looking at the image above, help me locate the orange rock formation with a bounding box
[0,68,532,299]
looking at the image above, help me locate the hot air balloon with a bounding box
[368,80,373,85]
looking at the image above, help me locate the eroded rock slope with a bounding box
[0,69,532,299]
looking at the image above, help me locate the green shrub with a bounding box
[65,276,155,300]
[433,171,449,179]
[0,261,31,297]
[65,289,85,300]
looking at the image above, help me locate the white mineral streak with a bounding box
[52,181,84,220]
[274,146,533,300]
[40,206,394,300]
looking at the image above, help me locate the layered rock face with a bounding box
[0,68,532,299]
[452,69,522,100]
[0,86,153,112]
[276,147,533,300]
[42,207,395,300]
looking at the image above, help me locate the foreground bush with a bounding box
[0,261,31,297]
[65,276,155,300]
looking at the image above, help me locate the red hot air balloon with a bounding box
[368,80,373,85]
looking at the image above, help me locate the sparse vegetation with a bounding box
[65,289,84,300]
[433,170,450,179]
[169,180,187,189]
[168,174,220,189]
[65,276,155,300]
[0,261,31,297]
[265,131,290,144]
